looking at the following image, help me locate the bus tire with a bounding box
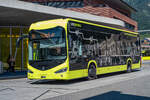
[88,64,97,80]
[126,61,132,73]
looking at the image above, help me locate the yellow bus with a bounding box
[142,50,150,60]
[27,18,141,80]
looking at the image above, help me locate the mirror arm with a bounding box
[14,34,29,60]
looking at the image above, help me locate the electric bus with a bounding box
[27,18,141,80]
[142,49,150,60]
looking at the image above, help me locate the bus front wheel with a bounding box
[88,64,97,80]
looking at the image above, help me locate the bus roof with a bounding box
[67,18,138,35]
[30,18,138,35]
[29,19,67,31]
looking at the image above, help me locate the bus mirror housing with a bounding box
[16,34,29,48]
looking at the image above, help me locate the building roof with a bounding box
[22,0,137,13]
[144,38,150,42]
[0,0,124,26]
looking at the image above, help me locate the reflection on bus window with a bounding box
[29,27,67,61]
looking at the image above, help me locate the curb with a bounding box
[0,75,27,80]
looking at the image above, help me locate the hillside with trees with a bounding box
[124,0,150,30]
[124,0,150,38]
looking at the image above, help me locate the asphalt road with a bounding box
[0,61,150,100]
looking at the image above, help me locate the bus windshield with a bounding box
[28,27,67,61]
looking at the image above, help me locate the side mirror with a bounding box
[16,34,29,48]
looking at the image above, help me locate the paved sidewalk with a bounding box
[0,71,27,80]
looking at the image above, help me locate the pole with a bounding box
[10,27,12,56]
[0,29,1,61]
[20,28,24,71]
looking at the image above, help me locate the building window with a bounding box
[125,22,135,31]
[33,1,84,8]
[93,4,108,7]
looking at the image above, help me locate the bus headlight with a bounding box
[55,67,67,74]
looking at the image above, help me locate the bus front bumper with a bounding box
[28,72,69,80]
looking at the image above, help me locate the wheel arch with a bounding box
[126,57,132,68]
[87,60,98,69]
[127,57,132,64]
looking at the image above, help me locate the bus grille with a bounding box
[29,60,64,71]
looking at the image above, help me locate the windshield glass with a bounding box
[28,27,67,61]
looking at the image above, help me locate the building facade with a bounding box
[141,38,150,51]
[21,0,137,31]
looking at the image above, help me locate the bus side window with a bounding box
[68,33,82,59]
[137,37,141,55]
[68,34,73,50]
[98,33,106,56]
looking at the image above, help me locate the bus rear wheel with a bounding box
[88,64,97,80]
[127,61,132,73]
